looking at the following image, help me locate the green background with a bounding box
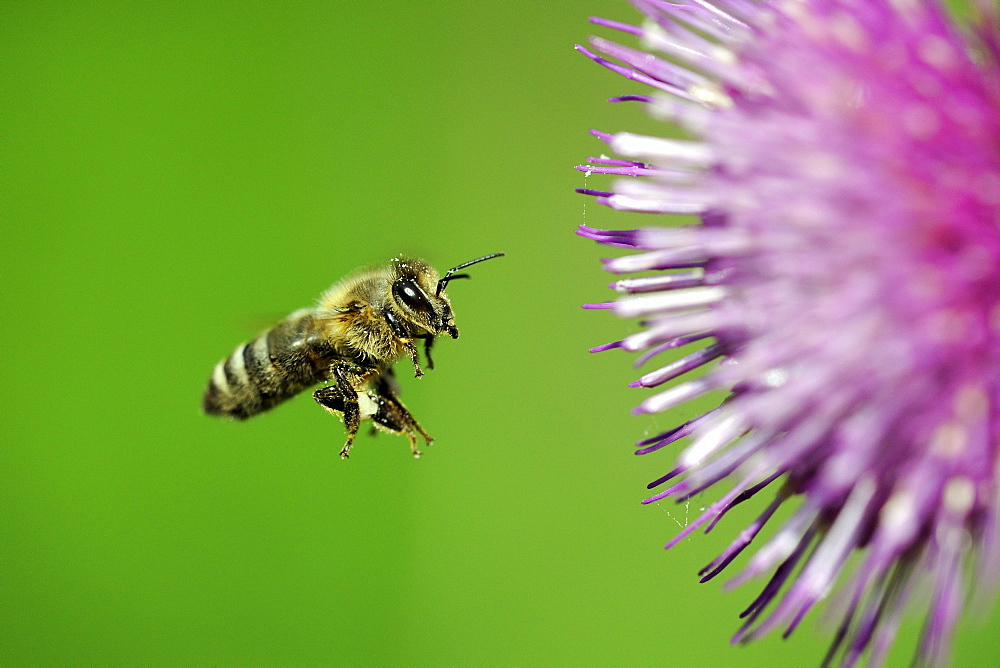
[5,1,998,665]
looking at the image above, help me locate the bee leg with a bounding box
[422,335,435,370]
[313,366,362,459]
[403,340,424,378]
[370,396,428,458]
[313,385,359,458]
[371,377,433,458]
[384,311,425,378]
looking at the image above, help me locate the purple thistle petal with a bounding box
[633,332,712,366]
[699,482,788,582]
[588,128,614,143]
[589,35,713,89]
[574,44,695,98]
[608,94,652,103]
[578,0,1000,663]
[629,341,725,388]
[574,163,662,177]
[646,466,685,490]
[612,271,706,295]
[634,409,714,455]
[575,187,616,199]
[586,156,646,167]
[575,223,637,245]
[659,472,761,543]
[589,15,643,36]
[603,248,707,273]
[589,340,624,353]
[733,527,818,642]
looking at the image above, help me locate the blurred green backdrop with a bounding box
[4,1,999,665]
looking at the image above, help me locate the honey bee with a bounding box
[203,253,504,458]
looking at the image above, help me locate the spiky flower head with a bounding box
[578,0,1000,664]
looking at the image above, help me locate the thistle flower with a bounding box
[577,1,1000,664]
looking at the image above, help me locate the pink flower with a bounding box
[578,1,1000,664]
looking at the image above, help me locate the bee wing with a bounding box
[239,307,312,334]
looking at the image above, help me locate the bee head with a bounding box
[387,253,504,340]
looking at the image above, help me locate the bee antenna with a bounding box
[436,252,505,296]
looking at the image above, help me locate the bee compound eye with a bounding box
[393,279,432,314]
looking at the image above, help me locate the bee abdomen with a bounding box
[203,311,324,420]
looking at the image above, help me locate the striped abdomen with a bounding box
[203,309,334,420]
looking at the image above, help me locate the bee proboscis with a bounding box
[203,253,504,458]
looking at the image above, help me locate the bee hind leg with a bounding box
[313,371,361,459]
[371,378,433,458]
[370,396,431,458]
